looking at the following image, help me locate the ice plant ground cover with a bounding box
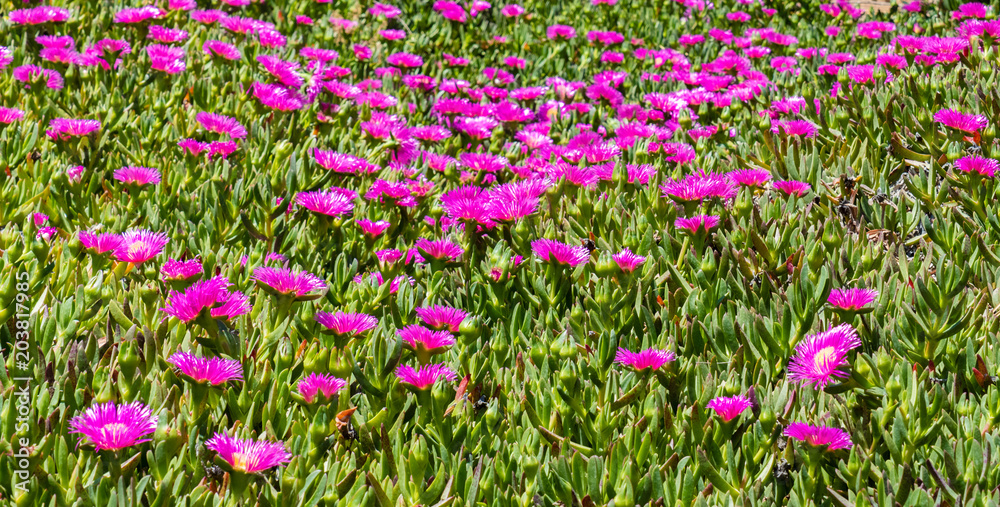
[4,0,1000,505]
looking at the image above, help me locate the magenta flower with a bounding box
[315,311,378,337]
[415,305,467,332]
[146,44,186,74]
[532,239,590,267]
[69,402,158,452]
[441,186,491,224]
[114,6,164,23]
[168,352,243,385]
[399,325,456,354]
[486,181,544,222]
[252,82,304,111]
[296,373,348,403]
[357,219,391,237]
[415,238,464,261]
[955,155,999,177]
[615,347,676,371]
[370,2,402,17]
[253,267,326,297]
[727,168,772,187]
[203,40,242,60]
[47,119,99,141]
[114,166,161,186]
[9,6,70,25]
[500,4,524,17]
[386,52,424,68]
[196,112,247,139]
[296,191,355,217]
[787,324,862,389]
[660,172,738,202]
[612,248,646,273]
[775,120,818,138]
[80,231,124,254]
[13,65,64,90]
[162,258,203,281]
[161,276,251,322]
[396,363,457,389]
[205,433,291,473]
[674,215,721,234]
[773,180,811,197]
[547,24,577,40]
[149,25,189,43]
[935,108,988,134]
[113,229,168,263]
[827,288,878,310]
[784,422,853,451]
[0,107,25,124]
[707,395,752,422]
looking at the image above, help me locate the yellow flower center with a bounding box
[813,346,837,371]
[231,452,249,472]
[127,240,147,256]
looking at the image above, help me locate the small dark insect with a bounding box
[340,423,358,441]
[204,464,225,482]
[473,395,489,411]
[31,151,41,162]
[582,238,596,253]
[840,174,856,191]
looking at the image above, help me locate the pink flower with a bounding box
[615,347,676,371]
[380,29,406,40]
[707,395,752,422]
[297,373,348,403]
[162,258,203,281]
[660,172,738,202]
[296,190,355,216]
[315,311,378,337]
[674,215,720,234]
[253,267,325,298]
[955,155,999,177]
[415,305,467,332]
[500,4,524,17]
[114,6,165,23]
[787,324,861,389]
[415,238,464,261]
[612,248,646,273]
[114,166,161,186]
[196,112,247,139]
[547,24,576,40]
[80,231,124,254]
[252,82,304,111]
[532,238,590,267]
[168,352,243,385]
[727,168,771,187]
[178,138,209,156]
[146,44,186,74]
[399,325,456,354]
[441,186,491,224]
[205,433,291,473]
[67,165,85,183]
[775,120,817,138]
[935,108,988,134]
[827,288,878,310]
[369,2,402,17]
[204,40,241,60]
[9,6,70,25]
[357,219,392,237]
[773,180,812,197]
[386,52,424,68]
[0,107,25,124]
[13,65,64,90]
[396,363,457,389]
[784,422,853,450]
[161,276,251,322]
[191,10,227,24]
[114,229,168,263]
[148,25,189,43]
[69,402,157,452]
